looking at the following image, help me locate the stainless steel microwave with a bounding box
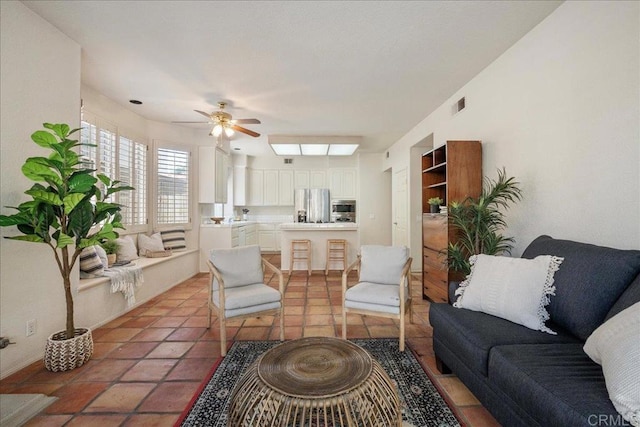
[331,200,356,222]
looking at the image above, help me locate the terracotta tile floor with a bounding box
[1,253,500,427]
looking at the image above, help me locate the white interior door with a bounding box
[393,168,408,247]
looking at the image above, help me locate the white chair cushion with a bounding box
[345,282,409,307]
[224,302,281,318]
[359,245,409,285]
[345,300,400,315]
[213,283,281,311]
[210,245,263,288]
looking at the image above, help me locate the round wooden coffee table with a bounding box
[228,337,401,426]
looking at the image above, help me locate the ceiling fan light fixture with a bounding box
[224,126,235,137]
[212,124,223,137]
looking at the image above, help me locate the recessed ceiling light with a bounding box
[300,144,329,155]
[129,99,142,105]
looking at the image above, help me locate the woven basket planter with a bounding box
[44,328,93,372]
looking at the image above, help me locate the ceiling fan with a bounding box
[173,102,261,137]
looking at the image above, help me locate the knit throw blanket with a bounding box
[104,266,144,307]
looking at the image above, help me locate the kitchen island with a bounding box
[280,223,359,273]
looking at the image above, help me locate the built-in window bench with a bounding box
[78,249,199,292]
[74,248,200,333]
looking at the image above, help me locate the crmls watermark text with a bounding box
[588,414,631,426]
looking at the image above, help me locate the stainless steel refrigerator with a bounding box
[293,188,331,223]
[308,188,331,223]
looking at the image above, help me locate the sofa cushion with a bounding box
[605,273,640,321]
[429,302,578,376]
[521,235,640,341]
[489,343,619,426]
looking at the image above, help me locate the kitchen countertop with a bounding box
[201,221,257,228]
[280,223,358,230]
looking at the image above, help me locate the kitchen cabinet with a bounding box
[248,169,264,206]
[294,170,310,189]
[258,223,277,251]
[246,169,295,206]
[329,168,357,199]
[421,140,482,303]
[278,170,294,205]
[246,224,257,245]
[263,170,279,205]
[200,223,258,271]
[199,146,229,203]
[233,166,248,206]
[309,170,327,188]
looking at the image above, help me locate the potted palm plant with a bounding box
[0,123,132,371]
[447,168,522,276]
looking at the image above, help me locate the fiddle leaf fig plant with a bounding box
[0,123,133,339]
[447,168,522,276]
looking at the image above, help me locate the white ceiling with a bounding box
[23,0,562,156]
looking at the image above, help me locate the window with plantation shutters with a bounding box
[79,112,149,231]
[156,147,190,225]
[118,136,148,227]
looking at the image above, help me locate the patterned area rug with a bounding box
[177,339,460,427]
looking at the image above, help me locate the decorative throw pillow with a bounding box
[160,228,186,251]
[454,254,564,334]
[115,235,139,262]
[79,246,105,278]
[584,301,640,426]
[94,244,108,269]
[138,233,164,256]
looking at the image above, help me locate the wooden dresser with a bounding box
[421,141,482,303]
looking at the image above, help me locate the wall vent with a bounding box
[284,158,293,164]
[453,96,466,115]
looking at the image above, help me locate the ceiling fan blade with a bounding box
[172,121,210,124]
[233,118,261,124]
[194,109,213,119]
[231,124,260,138]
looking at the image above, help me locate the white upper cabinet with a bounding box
[309,170,328,188]
[294,170,310,189]
[248,168,264,206]
[199,146,228,203]
[278,170,294,206]
[233,166,248,206]
[263,170,279,206]
[329,168,357,199]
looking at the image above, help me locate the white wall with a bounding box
[386,1,640,255]
[0,1,82,377]
[358,153,392,246]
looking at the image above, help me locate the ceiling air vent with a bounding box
[284,158,293,164]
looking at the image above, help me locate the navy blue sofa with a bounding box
[429,235,640,427]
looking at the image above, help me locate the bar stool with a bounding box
[325,239,347,275]
[290,240,312,276]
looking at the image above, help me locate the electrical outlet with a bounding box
[26,319,36,337]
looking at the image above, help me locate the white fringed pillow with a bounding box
[454,254,563,334]
[584,301,640,426]
[138,233,164,256]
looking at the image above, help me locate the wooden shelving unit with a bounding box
[421,141,482,303]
